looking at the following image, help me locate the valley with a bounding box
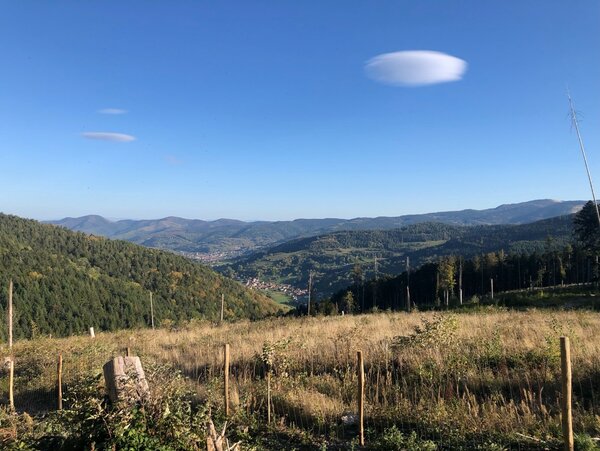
[220,215,575,298]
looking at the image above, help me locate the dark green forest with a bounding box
[0,214,280,339]
[320,202,600,314]
[323,246,590,314]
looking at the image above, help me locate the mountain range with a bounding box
[48,199,584,256]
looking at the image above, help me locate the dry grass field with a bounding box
[2,309,600,449]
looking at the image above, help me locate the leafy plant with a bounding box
[261,337,293,376]
[12,364,210,450]
[370,425,437,451]
[392,313,459,349]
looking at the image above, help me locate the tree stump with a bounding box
[206,417,240,451]
[102,356,150,404]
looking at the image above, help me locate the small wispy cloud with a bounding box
[98,108,128,115]
[365,50,467,87]
[81,132,136,142]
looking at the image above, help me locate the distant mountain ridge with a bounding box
[48,199,585,255]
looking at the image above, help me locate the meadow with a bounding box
[2,308,600,449]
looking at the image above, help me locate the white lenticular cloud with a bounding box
[81,132,136,142]
[365,50,467,87]
[98,108,127,115]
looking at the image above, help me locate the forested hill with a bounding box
[220,215,574,297]
[0,214,281,340]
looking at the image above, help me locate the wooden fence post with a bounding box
[8,280,13,349]
[8,359,14,411]
[357,350,365,446]
[406,257,411,312]
[57,354,63,410]
[560,336,574,451]
[89,327,95,338]
[150,291,155,330]
[126,347,131,357]
[220,294,225,323]
[267,369,272,424]
[224,343,230,416]
[8,280,14,411]
[307,272,312,316]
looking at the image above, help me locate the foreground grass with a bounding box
[2,308,600,449]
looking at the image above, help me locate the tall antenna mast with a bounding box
[568,90,600,227]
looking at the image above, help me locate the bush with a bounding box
[9,364,210,450]
[575,433,600,451]
[371,425,437,451]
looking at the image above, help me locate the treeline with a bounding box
[0,214,279,339]
[320,245,589,314]
[317,202,600,314]
[266,223,464,255]
[247,217,573,257]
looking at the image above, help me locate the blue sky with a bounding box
[1,1,599,221]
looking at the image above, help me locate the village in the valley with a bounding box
[243,277,308,301]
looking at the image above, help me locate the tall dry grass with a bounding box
[3,309,600,447]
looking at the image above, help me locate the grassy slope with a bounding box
[4,307,600,449]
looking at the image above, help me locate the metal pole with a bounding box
[568,91,600,227]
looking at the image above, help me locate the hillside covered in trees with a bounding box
[322,202,600,314]
[0,214,281,339]
[323,246,589,314]
[221,215,574,297]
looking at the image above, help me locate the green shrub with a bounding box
[575,433,600,451]
[11,364,210,450]
[371,425,437,451]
